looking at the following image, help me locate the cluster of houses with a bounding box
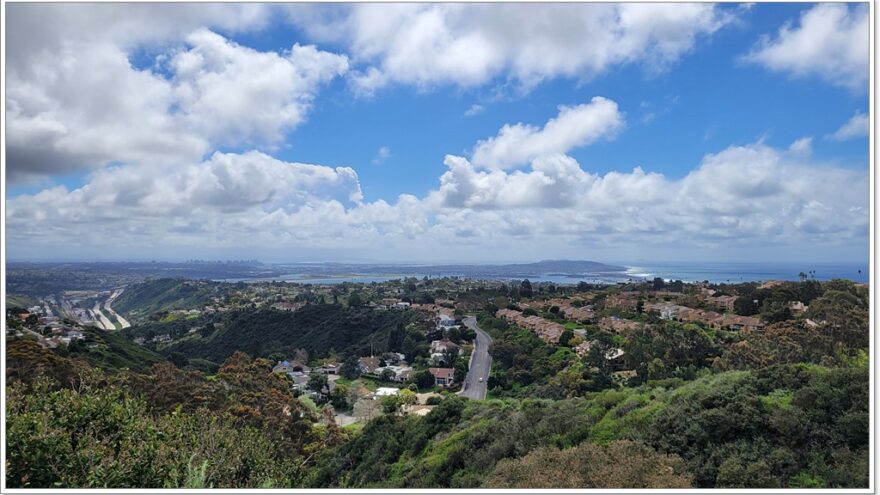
[496,308,565,344]
[358,353,414,382]
[8,307,87,348]
[598,316,640,333]
[272,359,341,398]
[642,301,764,332]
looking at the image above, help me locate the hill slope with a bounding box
[113,279,219,319]
[126,304,421,364]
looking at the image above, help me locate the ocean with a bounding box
[219,261,869,286]
[618,261,869,284]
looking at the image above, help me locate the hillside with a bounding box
[308,363,868,488]
[76,327,165,372]
[112,279,219,319]
[126,304,422,364]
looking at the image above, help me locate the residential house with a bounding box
[272,360,310,375]
[676,308,724,329]
[604,293,641,312]
[437,314,458,329]
[789,301,809,313]
[376,365,414,382]
[495,308,565,344]
[429,367,455,387]
[721,314,765,332]
[561,305,595,322]
[644,302,687,320]
[708,295,738,312]
[430,338,461,355]
[316,363,340,375]
[598,316,640,334]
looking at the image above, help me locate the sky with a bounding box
[4,3,871,264]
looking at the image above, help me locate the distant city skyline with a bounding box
[5,3,869,263]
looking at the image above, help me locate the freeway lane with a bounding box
[459,316,493,400]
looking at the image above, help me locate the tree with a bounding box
[329,383,349,410]
[308,373,329,394]
[414,369,435,389]
[734,297,759,316]
[652,277,666,290]
[347,292,363,307]
[558,329,574,347]
[267,352,285,363]
[169,352,189,369]
[352,397,381,422]
[380,368,395,382]
[341,355,361,379]
[520,279,533,298]
[399,388,418,406]
[381,395,402,414]
[759,300,791,324]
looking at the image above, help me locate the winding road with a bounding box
[459,316,493,400]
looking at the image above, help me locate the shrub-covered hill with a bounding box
[113,278,219,319]
[125,304,423,364]
[308,362,868,489]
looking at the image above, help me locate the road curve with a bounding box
[459,316,493,400]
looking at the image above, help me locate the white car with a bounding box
[478,377,484,382]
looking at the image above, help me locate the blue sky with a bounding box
[5,3,870,263]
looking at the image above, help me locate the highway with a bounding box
[459,316,493,400]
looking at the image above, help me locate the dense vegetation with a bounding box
[307,362,867,488]
[124,305,425,366]
[112,279,220,319]
[6,348,344,488]
[5,278,870,488]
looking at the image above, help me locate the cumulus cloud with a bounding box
[171,29,348,146]
[743,4,868,91]
[471,97,624,169]
[6,7,348,182]
[828,111,869,141]
[286,3,733,93]
[7,142,867,260]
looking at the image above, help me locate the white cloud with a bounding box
[6,19,348,182]
[471,97,623,169]
[744,4,868,91]
[171,29,348,146]
[7,142,867,261]
[372,146,392,165]
[286,3,733,93]
[788,137,812,156]
[828,111,869,141]
[464,104,485,117]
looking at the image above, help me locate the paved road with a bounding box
[460,316,493,400]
